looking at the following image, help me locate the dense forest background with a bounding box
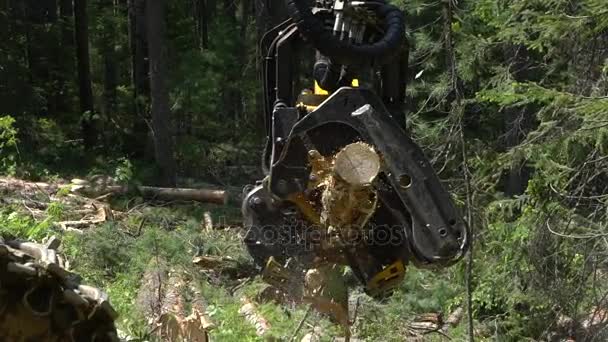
[1,0,608,340]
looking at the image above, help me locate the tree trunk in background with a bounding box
[222,0,235,21]
[146,0,176,186]
[0,1,7,34]
[219,0,240,126]
[254,0,286,34]
[194,0,209,50]
[267,0,286,25]
[74,0,96,148]
[503,45,533,197]
[24,6,34,83]
[23,0,57,23]
[128,0,149,157]
[101,1,117,117]
[56,0,73,112]
[233,0,249,125]
[59,0,73,47]
[23,0,60,114]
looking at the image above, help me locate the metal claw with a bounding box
[7,262,37,276]
[23,284,54,316]
[78,285,118,320]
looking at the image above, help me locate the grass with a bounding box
[0,192,473,341]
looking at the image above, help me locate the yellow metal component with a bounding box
[297,102,319,112]
[314,79,359,95]
[314,81,329,95]
[366,260,406,296]
[262,256,290,286]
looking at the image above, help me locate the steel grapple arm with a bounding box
[244,0,468,302]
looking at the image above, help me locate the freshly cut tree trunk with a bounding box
[146,0,177,186]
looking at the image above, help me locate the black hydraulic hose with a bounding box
[285,0,405,65]
[313,53,342,92]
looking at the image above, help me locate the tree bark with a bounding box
[146,0,176,186]
[194,0,209,50]
[128,0,150,157]
[100,1,118,116]
[71,182,228,205]
[74,0,96,148]
[24,0,57,23]
[56,0,73,113]
[0,0,8,34]
[59,0,73,46]
[222,0,235,22]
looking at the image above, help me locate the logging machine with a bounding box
[242,0,469,323]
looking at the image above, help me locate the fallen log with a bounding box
[136,258,168,322]
[192,255,237,270]
[0,176,228,205]
[153,273,213,342]
[0,177,59,196]
[301,327,324,342]
[239,297,271,336]
[71,180,228,205]
[189,284,215,331]
[52,203,112,233]
[138,186,228,205]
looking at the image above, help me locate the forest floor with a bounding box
[0,176,469,341]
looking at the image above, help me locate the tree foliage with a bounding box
[0,0,607,340]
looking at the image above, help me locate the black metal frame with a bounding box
[244,4,468,296]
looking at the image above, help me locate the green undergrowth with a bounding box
[0,198,347,340]
[1,194,474,341]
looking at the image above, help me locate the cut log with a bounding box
[333,142,381,186]
[203,212,213,232]
[301,327,324,342]
[239,297,271,336]
[0,177,227,205]
[70,180,228,205]
[136,258,168,322]
[189,284,215,331]
[155,274,211,342]
[138,186,227,205]
[445,307,463,326]
[192,255,237,269]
